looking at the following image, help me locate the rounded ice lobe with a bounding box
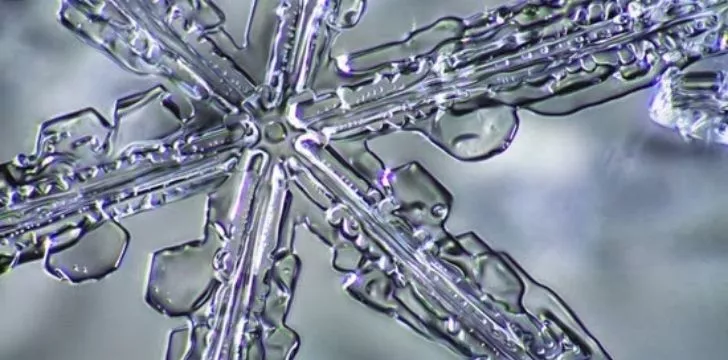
[43,220,129,283]
[145,239,217,317]
[427,105,519,161]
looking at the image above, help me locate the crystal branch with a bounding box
[203,152,297,360]
[290,134,610,359]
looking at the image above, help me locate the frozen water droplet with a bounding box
[445,317,461,335]
[341,216,361,239]
[43,220,129,283]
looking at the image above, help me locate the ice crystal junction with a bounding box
[2,0,728,359]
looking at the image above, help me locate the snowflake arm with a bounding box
[289,136,610,359]
[256,0,339,108]
[203,152,297,360]
[0,86,256,278]
[59,0,256,109]
[286,0,335,94]
[144,150,300,360]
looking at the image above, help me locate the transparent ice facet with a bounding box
[6,0,728,358]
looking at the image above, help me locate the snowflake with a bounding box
[0,0,725,359]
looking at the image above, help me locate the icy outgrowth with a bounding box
[650,66,728,144]
[43,219,129,283]
[291,0,728,138]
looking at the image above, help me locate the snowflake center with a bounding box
[262,121,288,144]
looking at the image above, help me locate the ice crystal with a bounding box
[650,66,728,143]
[2,0,728,359]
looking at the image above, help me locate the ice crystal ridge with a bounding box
[2,0,727,359]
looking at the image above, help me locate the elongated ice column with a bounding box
[147,151,300,360]
[650,66,728,143]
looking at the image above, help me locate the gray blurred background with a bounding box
[2,1,728,359]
